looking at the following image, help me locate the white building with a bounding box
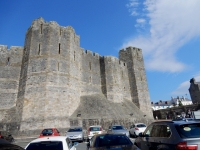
[152,96,193,110]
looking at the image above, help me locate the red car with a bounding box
[39,128,60,138]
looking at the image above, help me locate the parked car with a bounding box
[107,125,130,137]
[0,138,24,150]
[87,133,139,150]
[25,136,78,150]
[129,123,147,137]
[0,130,15,143]
[39,128,60,138]
[87,125,104,140]
[134,120,200,150]
[66,126,84,142]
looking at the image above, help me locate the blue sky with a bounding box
[0,0,200,102]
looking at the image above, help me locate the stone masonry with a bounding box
[0,18,153,136]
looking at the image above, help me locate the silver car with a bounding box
[107,125,130,137]
[66,126,84,142]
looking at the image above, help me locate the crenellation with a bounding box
[85,50,93,55]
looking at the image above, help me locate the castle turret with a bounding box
[119,46,152,116]
[18,18,82,130]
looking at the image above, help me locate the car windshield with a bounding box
[137,124,146,128]
[112,126,124,130]
[96,134,132,147]
[90,127,101,131]
[26,141,63,150]
[42,129,53,135]
[175,123,200,138]
[68,128,82,132]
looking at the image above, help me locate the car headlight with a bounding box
[77,134,82,138]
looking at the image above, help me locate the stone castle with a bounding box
[0,18,153,136]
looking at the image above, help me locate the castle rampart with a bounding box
[0,18,153,135]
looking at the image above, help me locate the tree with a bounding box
[178,101,183,107]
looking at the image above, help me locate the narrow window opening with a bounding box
[40,24,43,34]
[122,71,123,77]
[7,57,10,66]
[89,62,91,70]
[38,44,41,55]
[58,63,59,71]
[74,51,75,61]
[90,76,92,82]
[60,29,62,35]
[59,43,61,54]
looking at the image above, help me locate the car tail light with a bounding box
[100,127,102,131]
[135,127,139,130]
[176,141,198,150]
[0,135,2,138]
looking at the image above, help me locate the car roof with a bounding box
[29,136,67,143]
[111,125,123,126]
[69,126,82,128]
[89,125,102,127]
[152,120,200,125]
[134,123,146,125]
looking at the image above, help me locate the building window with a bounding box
[40,24,43,34]
[59,43,61,54]
[38,44,41,55]
[89,62,91,70]
[7,57,10,66]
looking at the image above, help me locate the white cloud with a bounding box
[171,73,200,97]
[126,0,140,16]
[136,18,145,23]
[123,0,200,72]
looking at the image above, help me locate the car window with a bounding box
[143,124,153,136]
[90,127,101,131]
[175,123,200,138]
[26,141,63,150]
[68,128,82,132]
[150,125,171,137]
[96,134,132,147]
[112,126,124,130]
[137,124,146,128]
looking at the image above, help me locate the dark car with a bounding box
[0,130,15,143]
[134,120,200,150]
[0,138,24,150]
[87,133,139,150]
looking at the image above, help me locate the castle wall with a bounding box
[103,56,131,103]
[0,45,23,109]
[0,18,153,135]
[81,50,102,96]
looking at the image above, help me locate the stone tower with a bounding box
[119,47,152,116]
